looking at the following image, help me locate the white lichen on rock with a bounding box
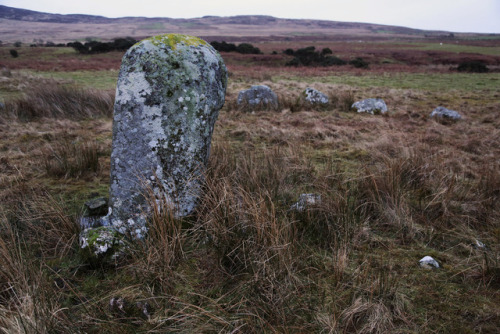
[80,226,125,259]
[430,106,462,120]
[304,87,329,105]
[352,98,388,115]
[107,34,227,237]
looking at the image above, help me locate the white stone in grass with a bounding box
[304,87,329,105]
[419,256,440,269]
[430,106,462,120]
[352,98,388,115]
[237,85,278,111]
[290,193,321,212]
[474,239,486,250]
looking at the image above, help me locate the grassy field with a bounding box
[0,41,499,333]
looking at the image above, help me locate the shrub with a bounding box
[111,37,137,51]
[210,41,237,52]
[210,41,261,54]
[457,60,489,73]
[349,57,369,68]
[236,43,262,54]
[9,49,18,58]
[321,47,333,55]
[285,46,347,67]
[323,55,347,66]
[69,37,137,54]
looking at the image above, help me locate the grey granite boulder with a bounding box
[102,34,226,239]
[304,87,329,105]
[352,98,388,114]
[430,106,462,120]
[237,85,278,111]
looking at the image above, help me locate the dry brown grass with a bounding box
[43,140,101,178]
[0,43,499,332]
[2,83,113,121]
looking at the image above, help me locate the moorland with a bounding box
[1,5,500,333]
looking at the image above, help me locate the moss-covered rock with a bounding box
[80,226,126,265]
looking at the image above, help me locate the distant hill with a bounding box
[0,5,487,44]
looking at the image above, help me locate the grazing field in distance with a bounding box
[1,29,500,333]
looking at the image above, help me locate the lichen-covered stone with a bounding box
[80,226,125,263]
[304,87,329,105]
[237,85,278,111]
[352,98,388,115]
[108,34,227,237]
[430,106,462,120]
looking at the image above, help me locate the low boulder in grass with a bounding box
[290,193,322,212]
[237,85,279,111]
[352,98,388,115]
[304,87,329,106]
[430,106,462,120]
[419,256,440,269]
[79,226,126,266]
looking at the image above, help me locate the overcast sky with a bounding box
[2,0,500,33]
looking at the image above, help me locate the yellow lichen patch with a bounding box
[144,34,208,50]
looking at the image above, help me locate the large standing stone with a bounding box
[352,98,388,115]
[237,85,278,111]
[108,34,227,238]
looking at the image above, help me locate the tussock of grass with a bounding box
[2,83,113,121]
[43,140,101,178]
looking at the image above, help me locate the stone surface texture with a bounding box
[352,98,388,114]
[237,85,278,110]
[108,34,227,238]
[304,87,329,105]
[430,106,462,120]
